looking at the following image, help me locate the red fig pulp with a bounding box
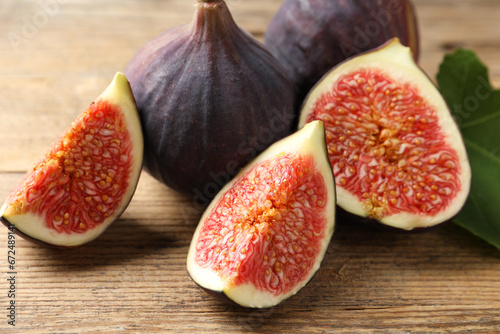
[187,121,335,308]
[299,39,471,230]
[0,73,143,247]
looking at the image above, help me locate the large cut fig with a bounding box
[299,39,471,230]
[187,121,335,308]
[0,73,144,247]
[125,0,295,201]
[265,0,419,107]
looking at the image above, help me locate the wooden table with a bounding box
[1,0,499,332]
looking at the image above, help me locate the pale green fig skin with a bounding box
[125,0,296,200]
[187,121,336,308]
[299,39,471,231]
[0,73,144,248]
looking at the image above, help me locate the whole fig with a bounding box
[265,0,419,107]
[125,0,295,204]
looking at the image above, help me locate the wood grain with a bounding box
[0,0,499,333]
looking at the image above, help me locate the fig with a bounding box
[0,73,144,247]
[124,0,296,201]
[187,121,336,308]
[299,39,471,230]
[264,0,419,107]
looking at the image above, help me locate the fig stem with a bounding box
[197,0,223,8]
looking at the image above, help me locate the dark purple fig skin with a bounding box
[125,0,295,201]
[264,0,419,108]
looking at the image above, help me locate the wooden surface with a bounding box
[1,0,499,333]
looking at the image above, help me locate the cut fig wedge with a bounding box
[299,38,471,230]
[187,121,335,308]
[0,72,144,247]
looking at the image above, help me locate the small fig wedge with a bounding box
[0,73,144,247]
[299,39,471,230]
[187,121,335,308]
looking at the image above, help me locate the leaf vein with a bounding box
[465,138,500,165]
[469,192,488,224]
[461,109,500,130]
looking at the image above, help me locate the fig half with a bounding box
[299,39,471,230]
[187,121,335,308]
[0,73,144,247]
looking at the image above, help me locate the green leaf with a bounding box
[436,49,500,250]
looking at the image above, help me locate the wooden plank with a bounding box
[0,0,499,332]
